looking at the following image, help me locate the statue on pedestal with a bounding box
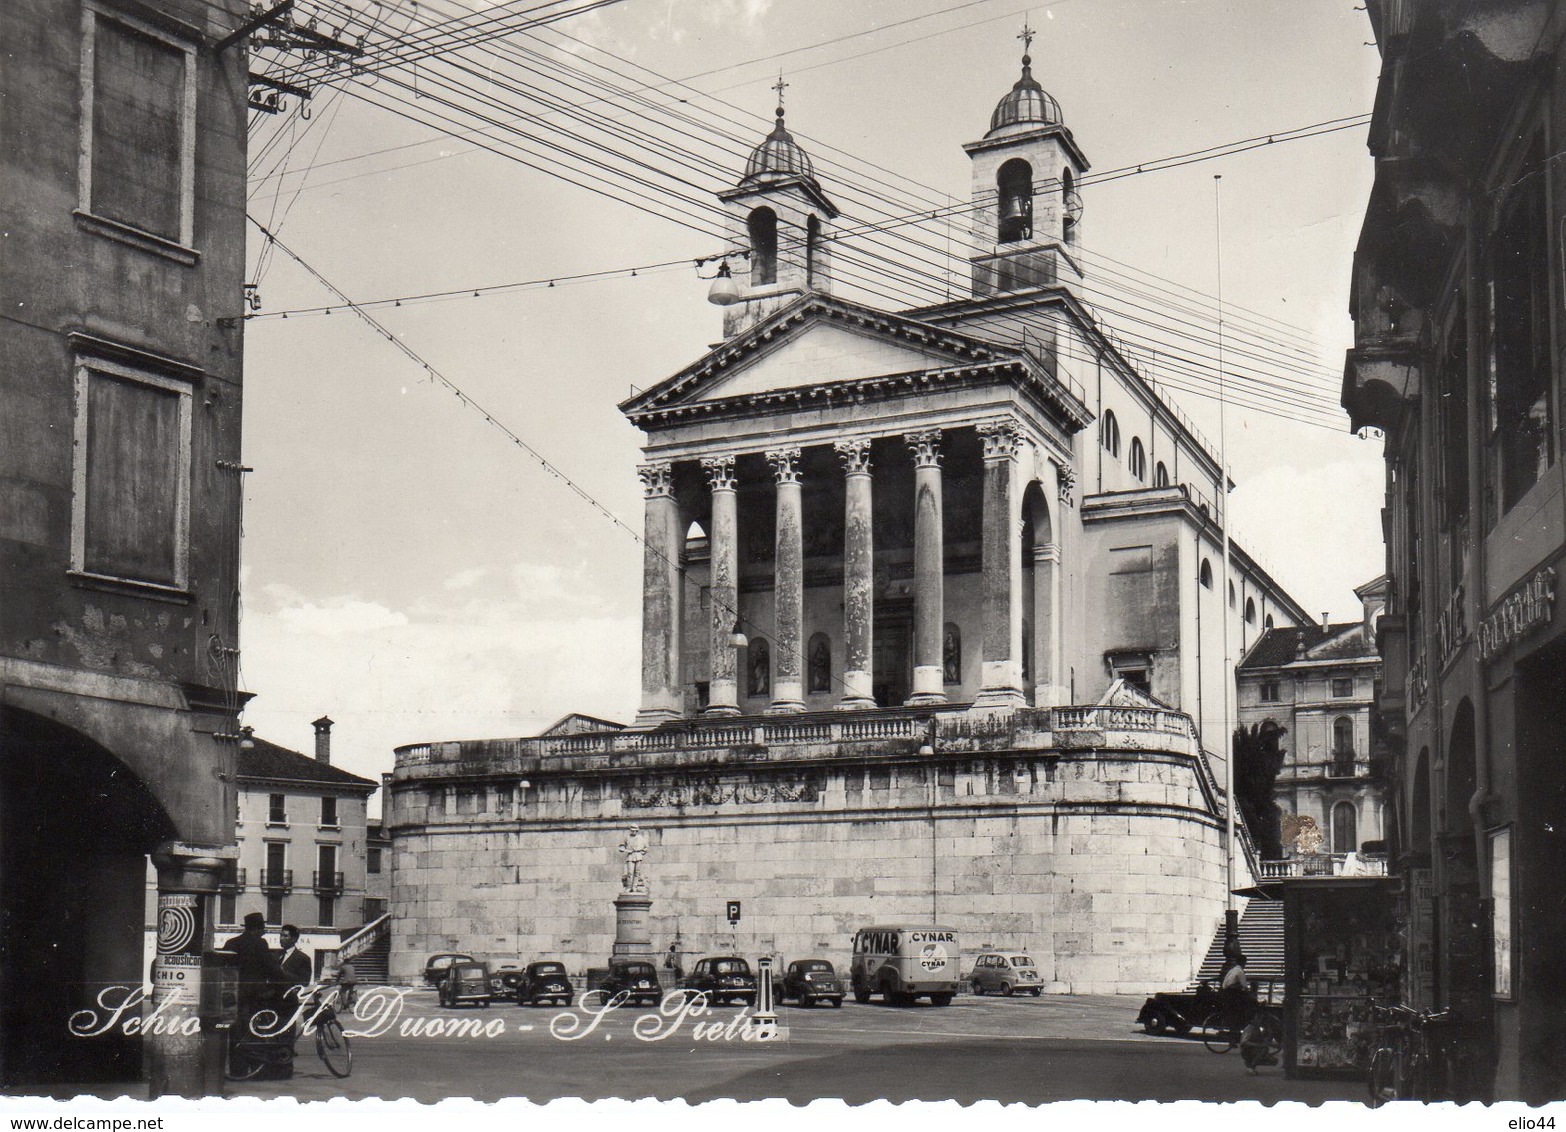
[618,825,650,894]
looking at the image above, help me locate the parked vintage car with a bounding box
[681,956,758,1006]
[779,959,844,1007]
[969,951,1044,997]
[1137,981,1220,1035]
[489,963,525,996]
[1136,979,1282,1036]
[514,960,574,1007]
[438,960,493,1008]
[598,960,662,1007]
[423,952,476,987]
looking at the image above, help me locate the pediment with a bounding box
[704,321,981,400]
[622,296,1016,419]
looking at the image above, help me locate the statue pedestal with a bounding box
[611,890,654,962]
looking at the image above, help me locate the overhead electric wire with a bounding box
[252,0,1360,371]
[346,20,1351,365]
[253,0,1358,369]
[248,213,845,696]
[244,0,1358,428]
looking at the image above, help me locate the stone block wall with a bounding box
[389,743,1227,994]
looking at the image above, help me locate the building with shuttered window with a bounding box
[0,0,250,1095]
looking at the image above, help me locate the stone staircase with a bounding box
[350,930,390,984]
[1194,898,1285,988]
[325,912,390,984]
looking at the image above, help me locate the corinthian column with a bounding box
[633,461,683,727]
[905,430,946,705]
[974,419,1026,712]
[702,455,741,716]
[767,447,805,713]
[834,438,876,708]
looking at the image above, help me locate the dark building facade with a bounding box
[1344,0,1566,1102]
[0,0,249,1095]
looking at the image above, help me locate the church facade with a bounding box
[385,49,1307,992]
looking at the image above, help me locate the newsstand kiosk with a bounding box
[1260,874,1402,1079]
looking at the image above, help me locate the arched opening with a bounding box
[746,637,771,697]
[1228,580,1236,609]
[1062,167,1078,245]
[1,707,180,1085]
[1154,461,1169,487]
[1332,800,1358,854]
[1446,698,1477,835]
[1199,559,1213,589]
[1129,436,1146,481]
[997,158,1033,244]
[1245,597,1257,624]
[748,207,778,286]
[1442,699,1489,1027]
[1020,480,1056,705]
[1101,410,1120,458]
[1410,746,1432,857]
[805,213,821,287]
[1264,613,1275,630]
[807,632,832,694]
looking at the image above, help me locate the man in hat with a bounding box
[222,912,281,1045]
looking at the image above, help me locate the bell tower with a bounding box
[714,79,839,338]
[962,27,1089,299]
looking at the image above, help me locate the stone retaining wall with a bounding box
[388,728,1230,994]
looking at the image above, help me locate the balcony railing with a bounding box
[1258,853,1389,879]
[313,870,345,894]
[259,868,293,893]
[218,868,247,892]
[1328,751,1358,778]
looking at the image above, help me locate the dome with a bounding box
[988,55,1062,134]
[742,109,816,183]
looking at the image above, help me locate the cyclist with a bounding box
[1219,951,1278,1072]
[1218,950,1251,1030]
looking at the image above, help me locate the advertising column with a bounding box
[148,844,230,1098]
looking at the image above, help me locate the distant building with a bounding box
[1237,578,1388,858]
[0,0,250,1094]
[365,820,391,924]
[143,717,381,974]
[387,43,1309,994]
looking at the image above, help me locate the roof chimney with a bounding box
[312,715,334,764]
[1321,612,1330,632]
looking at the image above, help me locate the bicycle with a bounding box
[227,979,355,1081]
[1201,1005,1282,1065]
[1365,1003,1452,1106]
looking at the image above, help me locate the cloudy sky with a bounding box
[237,0,1384,795]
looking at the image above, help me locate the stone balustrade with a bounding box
[392,702,1211,782]
[1257,853,1390,879]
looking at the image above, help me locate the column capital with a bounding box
[765,448,803,484]
[978,418,1022,461]
[834,437,873,476]
[1034,542,1062,564]
[1051,457,1076,506]
[701,454,737,491]
[637,461,675,499]
[904,430,944,468]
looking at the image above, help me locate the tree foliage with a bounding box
[1233,721,1287,860]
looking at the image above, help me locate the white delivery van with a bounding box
[849,924,960,1006]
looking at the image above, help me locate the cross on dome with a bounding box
[988,22,1062,133]
[741,73,818,184]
